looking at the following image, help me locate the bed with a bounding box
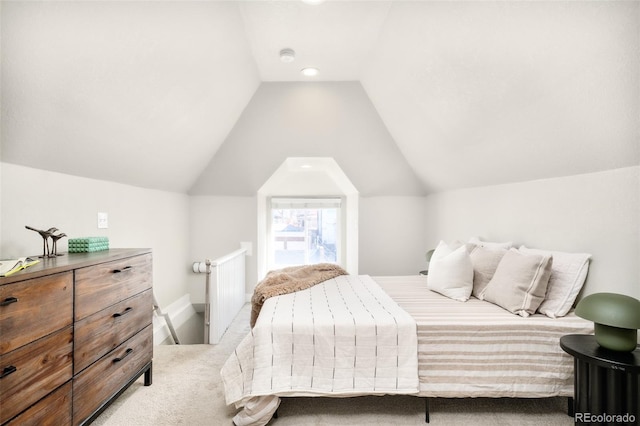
[222,242,595,425]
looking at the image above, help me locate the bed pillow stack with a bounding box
[464,238,591,318]
[427,237,591,317]
[427,240,474,302]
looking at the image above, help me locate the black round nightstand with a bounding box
[560,334,639,425]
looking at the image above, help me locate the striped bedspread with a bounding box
[374,275,594,398]
[222,275,419,409]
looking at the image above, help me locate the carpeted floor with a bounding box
[92,304,574,426]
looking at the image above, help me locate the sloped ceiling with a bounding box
[189,81,425,196]
[1,1,638,195]
[1,1,260,192]
[361,1,640,192]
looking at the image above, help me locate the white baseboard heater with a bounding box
[193,248,247,344]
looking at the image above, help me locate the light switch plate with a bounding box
[97,212,109,229]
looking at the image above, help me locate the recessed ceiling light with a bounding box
[300,164,312,169]
[301,0,326,4]
[279,48,295,63]
[301,67,319,77]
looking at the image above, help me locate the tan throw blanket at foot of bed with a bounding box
[250,263,348,327]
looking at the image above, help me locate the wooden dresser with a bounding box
[0,249,153,425]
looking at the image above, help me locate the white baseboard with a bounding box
[153,294,197,345]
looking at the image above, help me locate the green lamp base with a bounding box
[594,323,638,352]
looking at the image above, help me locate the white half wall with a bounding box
[0,163,191,308]
[424,166,640,300]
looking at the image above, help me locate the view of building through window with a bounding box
[270,200,339,268]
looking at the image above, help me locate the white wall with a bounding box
[359,196,427,276]
[0,163,191,308]
[424,166,640,300]
[0,165,427,308]
[188,196,257,302]
[188,194,427,300]
[5,163,635,312]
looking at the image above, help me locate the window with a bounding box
[257,157,359,278]
[269,197,341,269]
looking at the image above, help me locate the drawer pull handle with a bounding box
[112,266,133,274]
[0,297,18,306]
[113,348,133,363]
[113,307,133,318]
[0,366,17,379]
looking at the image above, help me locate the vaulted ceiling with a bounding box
[1,1,638,195]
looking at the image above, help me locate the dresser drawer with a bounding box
[5,380,72,426]
[0,327,73,425]
[75,253,152,320]
[0,272,73,355]
[72,325,153,426]
[74,288,152,374]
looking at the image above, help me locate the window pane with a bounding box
[271,206,339,268]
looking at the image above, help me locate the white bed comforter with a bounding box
[221,274,418,421]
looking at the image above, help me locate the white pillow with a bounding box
[519,246,591,318]
[469,237,513,250]
[427,240,474,302]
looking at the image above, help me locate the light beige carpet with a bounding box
[92,304,574,426]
